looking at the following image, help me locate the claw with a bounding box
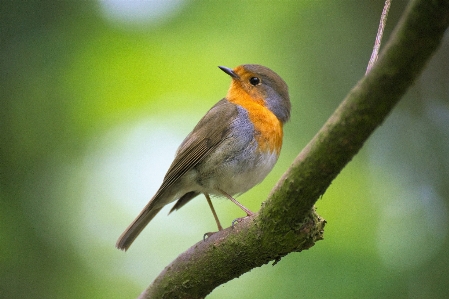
[203,232,216,241]
[231,216,249,228]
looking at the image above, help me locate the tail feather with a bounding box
[116,206,163,251]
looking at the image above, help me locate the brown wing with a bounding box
[116,99,238,251]
[152,98,237,202]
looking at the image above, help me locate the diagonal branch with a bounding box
[139,0,449,298]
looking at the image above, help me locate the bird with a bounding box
[116,64,291,251]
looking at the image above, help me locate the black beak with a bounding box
[218,66,239,79]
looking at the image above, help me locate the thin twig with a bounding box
[366,0,392,74]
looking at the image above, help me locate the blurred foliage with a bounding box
[1,1,448,298]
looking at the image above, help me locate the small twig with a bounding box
[366,0,392,74]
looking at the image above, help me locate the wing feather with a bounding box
[152,99,237,201]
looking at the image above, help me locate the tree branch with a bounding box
[139,0,449,298]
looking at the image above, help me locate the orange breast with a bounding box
[227,84,283,154]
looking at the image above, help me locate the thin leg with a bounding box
[218,188,254,216]
[205,193,223,231]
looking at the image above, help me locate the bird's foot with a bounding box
[203,231,217,241]
[231,216,250,228]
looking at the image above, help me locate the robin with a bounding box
[116,64,291,251]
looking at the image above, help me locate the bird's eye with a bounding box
[249,77,260,86]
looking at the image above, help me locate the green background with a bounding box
[1,1,449,298]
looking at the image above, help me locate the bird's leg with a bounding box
[218,188,254,216]
[203,193,223,240]
[205,193,223,231]
[203,190,255,240]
